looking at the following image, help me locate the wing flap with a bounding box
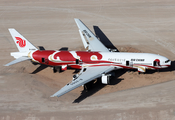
[51,66,115,97]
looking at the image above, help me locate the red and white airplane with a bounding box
[5,19,171,97]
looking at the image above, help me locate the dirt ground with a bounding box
[0,0,175,119]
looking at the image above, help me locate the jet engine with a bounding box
[101,74,111,84]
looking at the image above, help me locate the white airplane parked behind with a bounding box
[5,19,171,98]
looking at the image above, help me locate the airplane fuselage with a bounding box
[29,50,171,72]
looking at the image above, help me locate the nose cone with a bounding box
[163,59,171,68]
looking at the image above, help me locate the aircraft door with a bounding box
[76,59,79,64]
[153,59,160,66]
[41,57,49,64]
[126,60,133,67]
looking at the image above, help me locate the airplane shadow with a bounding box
[59,47,68,51]
[170,60,175,71]
[38,46,45,50]
[31,63,49,74]
[72,69,127,103]
[93,26,119,51]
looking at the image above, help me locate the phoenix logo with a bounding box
[15,37,26,47]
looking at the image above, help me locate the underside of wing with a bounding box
[74,18,109,52]
[51,66,116,98]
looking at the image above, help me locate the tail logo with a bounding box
[15,37,26,47]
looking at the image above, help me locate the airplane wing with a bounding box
[51,66,116,97]
[74,18,109,52]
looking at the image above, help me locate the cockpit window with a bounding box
[165,60,170,63]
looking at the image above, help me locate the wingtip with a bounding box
[75,18,82,22]
[8,28,15,31]
[50,95,55,97]
[74,18,79,22]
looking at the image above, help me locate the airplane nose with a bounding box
[164,59,171,67]
[166,60,172,68]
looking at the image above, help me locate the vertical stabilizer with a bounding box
[4,29,38,66]
[8,28,38,52]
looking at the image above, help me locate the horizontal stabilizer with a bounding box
[4,57,31,66]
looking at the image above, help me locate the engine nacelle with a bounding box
[73,74,79,79]
[101,74,111,84]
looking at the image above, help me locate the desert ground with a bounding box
[0,0,175,119]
